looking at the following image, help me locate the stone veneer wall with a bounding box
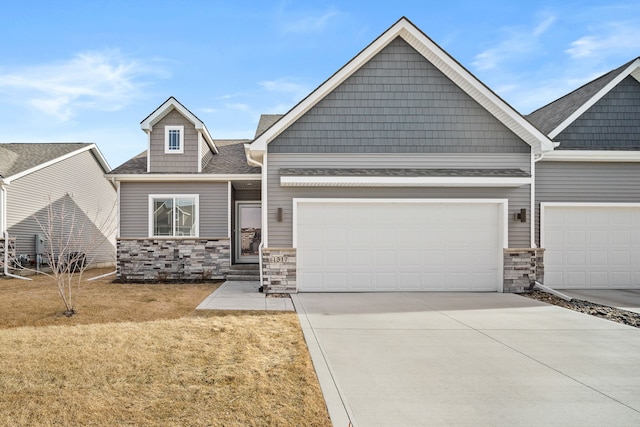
[117,238,230,282]
[0,238,16,275]
[503,248,545,293]
[261,247,297,294]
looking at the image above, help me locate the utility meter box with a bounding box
[35,234,45,255]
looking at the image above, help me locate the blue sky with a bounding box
[1,1,640,168]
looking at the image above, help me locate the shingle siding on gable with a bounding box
[269,37,529,154]
[555,77,640,149]
[149,109,199,172]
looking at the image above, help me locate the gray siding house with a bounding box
[248,17,553,293]
[0,143,116,274]
[111,17,639,292]
[528,57,640,290]
[108,97,261,281]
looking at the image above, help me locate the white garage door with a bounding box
[542,204,640,289]
[295,200,505,292]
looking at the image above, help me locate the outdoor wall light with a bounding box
[277,207,283,222]
[515,208,527,223]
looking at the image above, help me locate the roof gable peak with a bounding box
[140,96,217,153]
[249,17,553,159]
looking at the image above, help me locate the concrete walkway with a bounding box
[196,281,294,311]
[562,289,640,314]
[293,292,640,427]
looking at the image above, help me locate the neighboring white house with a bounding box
[0,143,116,274]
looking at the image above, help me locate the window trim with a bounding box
[164,125,184,154]
[148,194,199,237]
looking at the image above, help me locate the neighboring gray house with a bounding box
[528,57,640,290]
[107,97,261,281]
[0,143,116,274]
[111,17,639,292]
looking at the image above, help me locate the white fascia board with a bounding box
[141,97,218,153]
[397,26,554,155]
[250,17,554,155]
[280,175,531,187]
[109,174,261,182]
[541,150,640,162]
[549,59,640,139]
[3,144,100,184]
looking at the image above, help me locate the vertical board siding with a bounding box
[267,153,531,248]
[6,150,117,264]
[149,109,199,173]
[270,38,529,154]
[535,161,640,246]
[555,77,640,149]
[119,181,229,237]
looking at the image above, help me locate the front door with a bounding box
[236,202,261,263]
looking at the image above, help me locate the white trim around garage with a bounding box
[540,202,640,289]
[293,198,509,292]
[540,202,640,248]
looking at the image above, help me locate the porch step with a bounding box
[227,264,260,282]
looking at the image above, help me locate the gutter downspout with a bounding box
[244,144,265,288]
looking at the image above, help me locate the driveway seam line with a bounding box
[474,328,640,415]
[401,292,640,415]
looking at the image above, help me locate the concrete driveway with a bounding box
[292,292,640,427]
[561,289,640,314]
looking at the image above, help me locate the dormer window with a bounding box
[165,126,184,153]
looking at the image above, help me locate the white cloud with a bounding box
[0,50,166,121]
[472,14,556,71]
[259,77,310,100]
[566,21,640,59]
[276,3,341,35]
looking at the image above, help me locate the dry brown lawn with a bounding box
[0,269,331,426]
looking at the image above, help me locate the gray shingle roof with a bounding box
[203,140,259,174]
[109,140,260,175]
[280,168,530,177]
[0,143,92,179]
[255,114,283,138]
[526,58,638,135]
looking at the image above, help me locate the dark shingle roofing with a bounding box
[526,58,638,135]
[280,168,530,178]
[0,143,92,179]
[202,140,259,174]
[109,140,260,175]
[255,114,283,138]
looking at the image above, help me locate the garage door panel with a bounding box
[297,201,502,292]
[543,205,640,289]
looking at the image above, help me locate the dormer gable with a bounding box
[140,97,217,173]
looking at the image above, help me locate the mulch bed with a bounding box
[521,290,640,328]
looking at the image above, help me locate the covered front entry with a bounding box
[294,199,506,292]
[542,203,640,289]
[235,202,261,263]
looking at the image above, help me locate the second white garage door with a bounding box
[542,204,640,289]
[295,199,506,292]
